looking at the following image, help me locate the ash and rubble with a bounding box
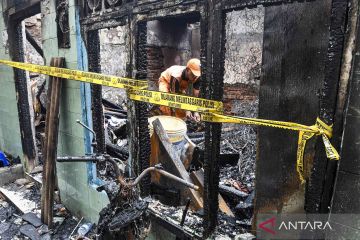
[11,82,258,238]
[149,200,253,239]
[197,100,258,193]
[0,177,83,240]
[97,98,258,238]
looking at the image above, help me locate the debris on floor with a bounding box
[0,177,84,239]
[92,98,258,238]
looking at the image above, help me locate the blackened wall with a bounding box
[255,0,332,219]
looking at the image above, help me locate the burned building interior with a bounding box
[0,0,360,239]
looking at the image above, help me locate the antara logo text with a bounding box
[279,221,333,231]
[258,217,333,235]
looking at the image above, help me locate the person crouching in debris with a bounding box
[158,58,202,122]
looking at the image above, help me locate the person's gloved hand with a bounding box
[186,111,201,122]
[193,112,201,122]
[186,111,193,120]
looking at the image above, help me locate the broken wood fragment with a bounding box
[0,187,37,214]
[22,212,43,228]
[190,169,234,217]
[20,224,40,240]
[41,57,65,228]
[219,184,248,199]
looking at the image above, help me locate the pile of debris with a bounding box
[98,97,257,238]
[0,177,84,239]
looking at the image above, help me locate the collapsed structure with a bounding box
[0,0,359,239]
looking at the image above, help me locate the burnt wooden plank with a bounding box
[190,169,234,217]
[134,22,151,195]
[256,0,331,223]
[152,119,203,210]
[41,57,65,228]
[338,51,360,175]
[320,0,360,215]
[6,0,41,21]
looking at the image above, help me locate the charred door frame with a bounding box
[80,0,203,192]
[4,1,41,172]
[81,8,129,166]
[133,10,202,194]
[306,0,350,213]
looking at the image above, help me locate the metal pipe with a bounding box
[76,120,97,141]
[120,167,199,191]
[57,156,199,191]
[57,156,105,162]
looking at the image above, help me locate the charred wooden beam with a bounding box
[87,30,106,154]
[320,0,359,214]
[134,21,151,195]
[219,184,248,200]
[41,57,65,228]
[8,21,37,172]
[330,3,360,216]
[6,0,41,22]
[200,0,225,236]
[306,0,350,213]
[221,0,317,12]
[25,29,43,58]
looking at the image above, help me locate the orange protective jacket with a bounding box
[158,66,198,119]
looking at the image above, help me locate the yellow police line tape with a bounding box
[128,89,340,184]
[0,60,148,89]
[0,60,340,184]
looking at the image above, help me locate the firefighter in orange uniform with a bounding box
[158,58,201,122]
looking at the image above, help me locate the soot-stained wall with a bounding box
[100,25,130,106]
[224,7,264,114]
[255,0,331,221]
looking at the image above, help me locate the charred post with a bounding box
[306,0,350,213]
[7,20,37,172]
[87,30,106,154]
[135,21,151,196]
[201,0,226,236]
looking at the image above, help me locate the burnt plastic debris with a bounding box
[108,200,148,232]
[235,191,255,220]
[0,152,9,167]
[97,198,151,240]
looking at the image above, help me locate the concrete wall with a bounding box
[0,4,24,160]
[224,8,264,87]
[41,0,109,223]
[24,14,43,66]
[100,26,129,106]
[223,7,264,114]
